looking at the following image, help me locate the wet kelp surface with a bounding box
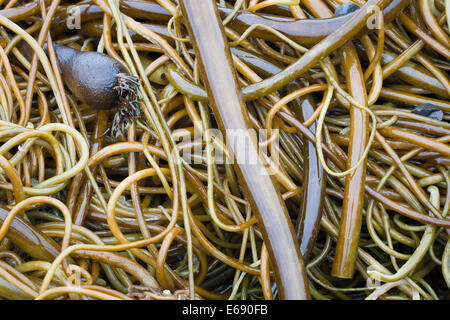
[0,0,448,300]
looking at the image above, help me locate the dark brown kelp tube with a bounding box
[290,91,325,262]
[0,207,60,262]
[178,0,310,300]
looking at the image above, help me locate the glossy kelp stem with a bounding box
[380,88,450,111]
[398,13,450,60]
[218,6,355,46]
[290,91,325,262]
[0,207,60,262]
[178,0,310,300]
[380,51,449,98]
[51,0,173,34]
[163,47,286,102]
[332,42,368,279]
[0,276,33,300]
[419,0,450,47]
[304,0,369,279]
[291,0,338,262]
[225,0,408,44]
[0,2,40,22]
[79,20,174,44]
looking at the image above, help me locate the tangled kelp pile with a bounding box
[0,0,448,300]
